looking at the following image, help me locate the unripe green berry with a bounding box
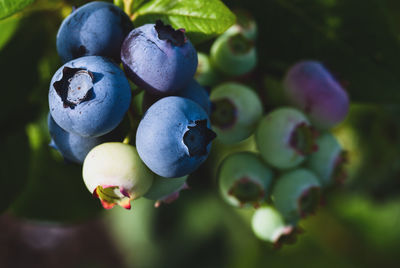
[210,82,263,144]
[255,107,318,169]
[252,206,300,247]
[307,132,347,187]
[144,175,188,207]
[218,152,274,208]
[211,32,257,76]
[272,169,321,223]
[225,9,258,40]
[83,142,154,210]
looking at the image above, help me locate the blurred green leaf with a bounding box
[332,193,400,253]
[132,0,150,10]
[0,127,29,213]
[0,15,20,50]
[132,0,236,44]
[11,113,102,223]
[0,10,61,127]
[335,104,400,199]
[106,198,158,267]
[0,0,35,20]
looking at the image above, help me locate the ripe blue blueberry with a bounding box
[210,32,257,76]
[48,114,123,164]
[306,132,347,187]
[142,79,211,115]
[83,142,154,209]
[210,82,263,144]
[218,152,274,208]
[56,1,132,63]
[255,107,318,169]
[136,96,216,178]
[49,56,132,137]
[283,60,350,129]
[272,169,321,223]
[121,20,198,95]
[144,175,188,207]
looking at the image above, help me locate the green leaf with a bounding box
[0,10,60,125]
[0,0,35,20]
[11,113,102,222]
[0,15,20,50]
[132,0,151,10]
[132,0,236,44]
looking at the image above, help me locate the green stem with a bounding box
[131,11,138,22]
[123,105,140,145]
[124,0,134,16]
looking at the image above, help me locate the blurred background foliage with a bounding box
[1,0,400,267]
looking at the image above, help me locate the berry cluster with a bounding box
[197,11,349,247]
[47,1,350,247]
[48,1,216,209]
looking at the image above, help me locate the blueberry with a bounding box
[48,113,102,164]
[56,1,132,63]
[306,132,347,187]
[252,206,300,247]
[210,32,256,76]
[49,56,131,137]
[82,142,154,209]
[121,20,198,95]
[283,61,350,129]
[255,107,318,169]
[210,82,263,144]
[136,96,216,178]
[142,79,211,115]
[194,52,219,87]
[144,175,188,207]
[48,114,123,164]
[272,169,321,223]
[218,152,273,208]
[175,80,211,115]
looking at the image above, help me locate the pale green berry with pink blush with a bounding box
[272,169,321,223]
[218,152,274,208]
[252,206,301,248]
[255,107,318,170]
[144,175,188,207]
[82,142,154,210]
